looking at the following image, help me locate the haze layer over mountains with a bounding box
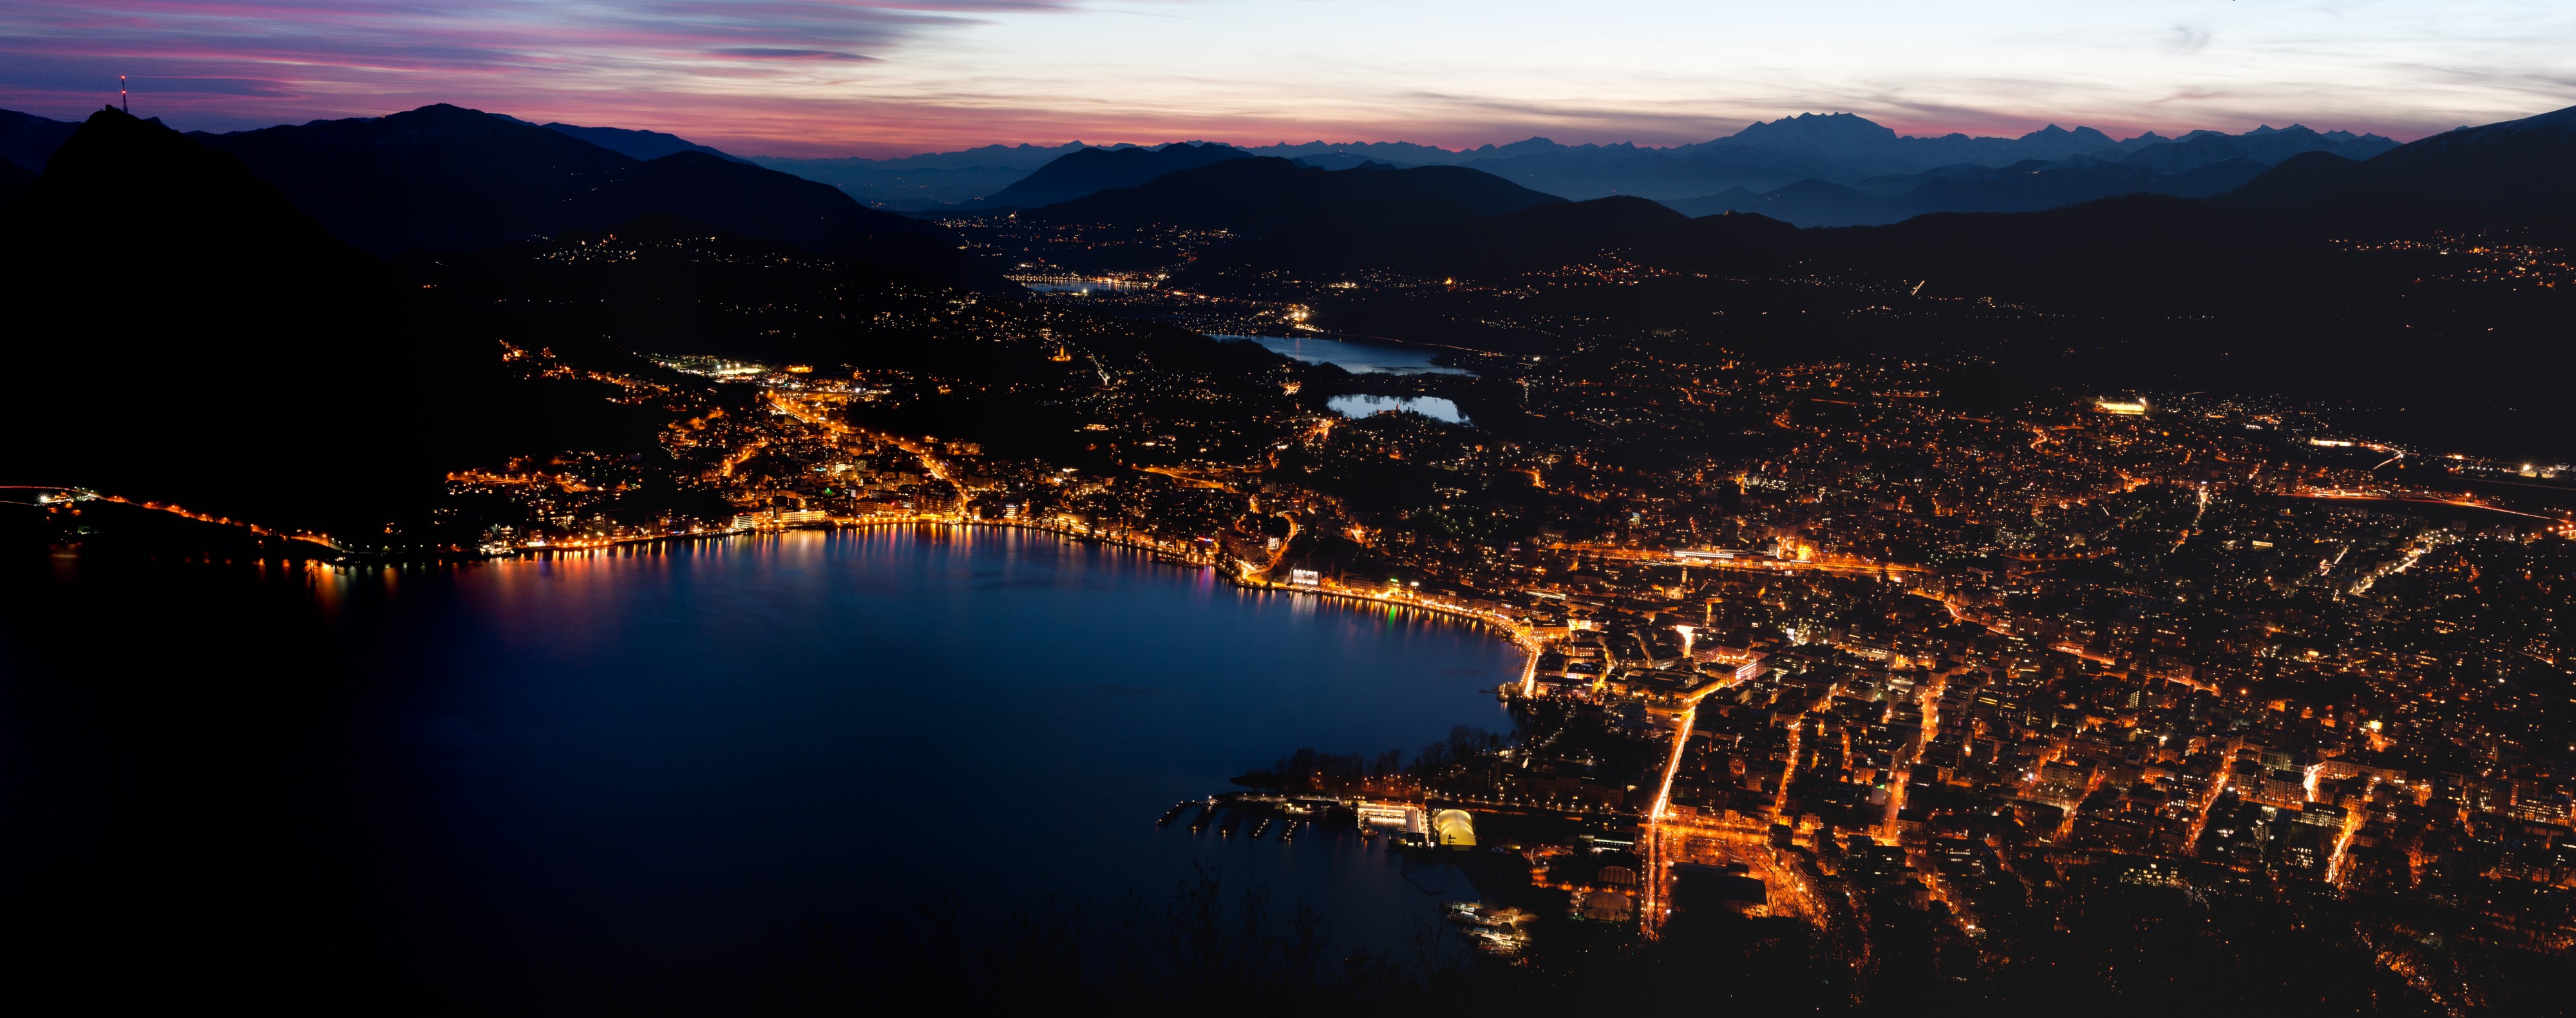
[0,104,2412,229]
[734,111,2398,225]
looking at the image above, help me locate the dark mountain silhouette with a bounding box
[1674,178,1882,226]
[735,113,2399,213]
[1179,185,2568,454]
[0,108,79,172]
[1411,115,2384,205]
[1659,186,1763,216]
[1682,113,2125,171]
[983,142,1254,209]
[2120,124,2396,173]
[1179,182,2529,317]
[1459,115,2145,198]
[1183,195,1686,283]
[2222,151,2376,209]
[542,121,750,163]
[632,149,946,251]
[825,230,1021,295]
[1470,146,1832,202]
[1717,111,1909,153]
[1885,157,2266,218]
[0,156,33,204]
[401,216,1006,365]
[750,142,1097,209]
[1250,137,1554,166]
[1023,157,1564,236]
[1761,196,2354,308]
[0,108,705,543]
[1660,155,2272,227]
[1279,151,1419,171]
[193,104,940,254]
[2223,104,2576,218]
[0,108,488,535]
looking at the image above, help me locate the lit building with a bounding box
[1691,645,1770,682]
[1356,801,1427,839]
[1433,809,1476,847]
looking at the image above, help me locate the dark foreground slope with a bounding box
[2224,103,2576,218]
[0,109,672,543]
[0,108,477,535]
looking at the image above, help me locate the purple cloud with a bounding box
[0,1,1067,133]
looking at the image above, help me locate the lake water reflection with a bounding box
[1329,393,1470,424]
[0,527,1518,1012]
[1217,334,1473,376]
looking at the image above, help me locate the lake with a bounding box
[1215,334,1474,376]
[1329,393,1471,424]
[0,527,1519,1012]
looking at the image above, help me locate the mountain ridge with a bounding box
[0,107,482,533]
[1019,157,1565,238]
[542,121,752,164]
[2223,102,2576,218]
[187,103,941,256]
[982,142,1253,209]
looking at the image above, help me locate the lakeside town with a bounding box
[22,222,2576,1006]
[182,268,2576,999]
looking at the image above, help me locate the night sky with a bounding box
[3,1,2570,157]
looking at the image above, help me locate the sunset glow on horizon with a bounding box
[4,0,2570,157]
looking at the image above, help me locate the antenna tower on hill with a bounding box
[120,75,129,113]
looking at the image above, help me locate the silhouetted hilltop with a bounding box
[2223,104,2576,218]
[1025,157,1563,236]
[0,108,79,173]
[0,108,701,543]
[542,121,751,163]
[631,149,945,249]
[983,142,1253,209]
[193,104,940,254]
[0,108,476,534]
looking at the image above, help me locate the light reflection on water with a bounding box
[1328,393,1470,424]
[1,526,1517,1012]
